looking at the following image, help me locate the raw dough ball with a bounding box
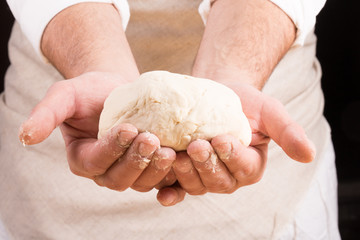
[98,71,251,151]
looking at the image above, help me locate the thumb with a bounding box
[19,81,76,145]
[261,97,316,163]
[157,183,186,207]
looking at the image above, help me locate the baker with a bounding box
[0,0,340,239]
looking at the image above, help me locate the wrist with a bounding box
[192,64,264,90]
[192,0,296,91]
[41,2,139,81]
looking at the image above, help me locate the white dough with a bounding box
[98,71,252,151]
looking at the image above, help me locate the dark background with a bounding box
[315,1,360,239]
[1,0,359,238]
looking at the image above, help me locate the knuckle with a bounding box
[105,181,127,192]
[68,161,86,177]
[82,160,107,175]
[225,187,237,194]
[206,179,234,193]
[187,188,207,196]
[218,180,232,190]
[68,165,83,177]
[239,164,255,178]
[98,175,128,192]
[248,174,263,185]
[131,184,153,192]
[218,180,234,192]
[239,173,263,187]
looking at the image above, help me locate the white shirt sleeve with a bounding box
[198,0,327,46]
[6,0,130,58]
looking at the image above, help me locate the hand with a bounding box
[157,82,315,206]
[19,72,176,192]
[155,0,306,206]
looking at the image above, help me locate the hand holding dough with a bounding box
[98,71,251,151]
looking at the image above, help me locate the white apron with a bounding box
[0,0,339,239]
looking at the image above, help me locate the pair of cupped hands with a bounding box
[19,72,315,206]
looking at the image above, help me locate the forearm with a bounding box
[193,0,296,89]
[41,2,139,80]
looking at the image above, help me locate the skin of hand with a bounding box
[19,3,177,193]
[156,0,316,206]
[19,72,176,192]
[18,1,315,207]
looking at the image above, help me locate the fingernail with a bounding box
[174,159,193,173]
[117,131,137,147]
[215,142,232,160]
[138,142,156,157]
[191,150,210,162]
[157,188,177,206]
[18,116,39,146]
[308,139,316,161]
[153,155,172,170]
[19,129,32,146]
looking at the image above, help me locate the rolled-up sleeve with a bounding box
[198,0,327,46]
[6,0,130,57]
[268,0,326,46]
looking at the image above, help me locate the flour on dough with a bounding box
[98,71,251,151]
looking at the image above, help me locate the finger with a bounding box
[261,97,316,163]
[187,139,237,193]
[95,132,160,191]
[211,134,267,186]
[66,123,138,177]
[131,147,176,192]
[155,168,177,190]
[172,152,207,195]
[19,81,76,145]
[157,183,186,207]
[155,169,177,190]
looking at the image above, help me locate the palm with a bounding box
[20,72,177,194]
[59,73,125,139]
[230,82,271,149]
[157,81,315,206]
[225,81,315,162]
